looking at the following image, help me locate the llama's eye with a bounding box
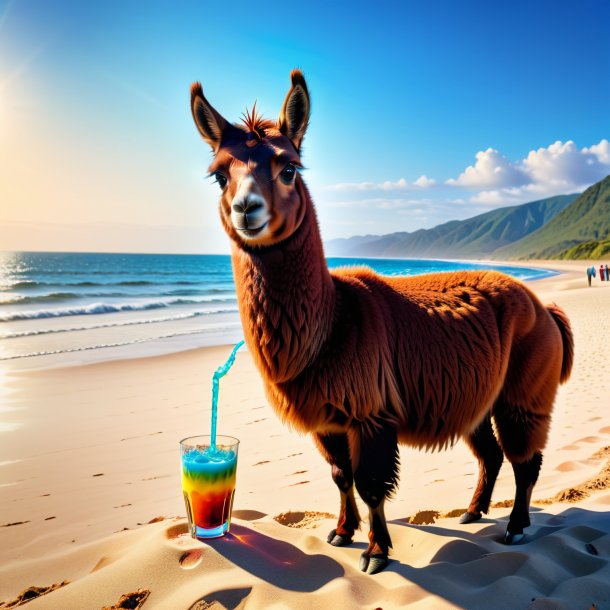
[214,172,228,189]
[279,164,296,185]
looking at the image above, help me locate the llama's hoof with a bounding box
[359,552,388,574]
[459,511,482,524]
[326,529,352,547]
[503,529,525,544]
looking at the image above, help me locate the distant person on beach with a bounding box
[606,264,609,281]
[587,266,596,286]
[601,264,605,281]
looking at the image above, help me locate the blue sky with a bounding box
[1,0,609,253]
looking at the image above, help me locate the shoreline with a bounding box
[1,259,593,374]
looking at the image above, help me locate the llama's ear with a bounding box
[190,82,229,152]
[277,69,310,152]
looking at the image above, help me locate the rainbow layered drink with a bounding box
[180,435,239,539]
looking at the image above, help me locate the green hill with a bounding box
[494,175,610,259]
[325,194,577,259]
[557,240,610,260]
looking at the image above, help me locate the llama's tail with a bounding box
[546,303,574,384]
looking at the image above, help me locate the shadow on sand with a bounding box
[206,523,344,592]
[205,508,609,609]
[381,506,610,610]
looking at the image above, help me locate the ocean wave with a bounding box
[5,269,230,276]
[1,279,228,290]
[0,308,240,339]
[0,292,124,305]
[1,280,102,290]
[0,297,238,322]
[0,324,243,361]
[0,287,236,306]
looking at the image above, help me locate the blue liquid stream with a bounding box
[211,340,245,448]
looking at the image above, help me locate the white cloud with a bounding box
[413,175,436,188]
[524,139,609,187]
[585,139,610,164]
[325,178,409,191]
[470,182,579,207]
[449,139,610,207]
[323,139,609,212]
[446,148,529,188]
[327,197,433,210]
[325,176,437,192]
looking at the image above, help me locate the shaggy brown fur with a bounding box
[190,70,574,574]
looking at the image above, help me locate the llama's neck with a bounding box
[231,186,335,383]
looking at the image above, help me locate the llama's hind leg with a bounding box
[460,413,504,524]
[354,423,399,574]
[314,432,361,546]
[494,403,549,543]
[505,451,542,543]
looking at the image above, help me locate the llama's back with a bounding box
[329,266,563,450]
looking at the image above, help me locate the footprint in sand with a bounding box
[273,511,335,528]
[408,510,440,525]
[2,582,70,607]
[232,509,267,521]
[179,549,203,569]
[165,521,205,550]
[555,461,585,472]
[102,589,150,610]
[165,522,190,540]
[578,436,604,443]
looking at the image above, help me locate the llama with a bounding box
[190,70,574,574]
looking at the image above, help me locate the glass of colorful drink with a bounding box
[180,435,239,539]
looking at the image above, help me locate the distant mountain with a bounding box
[493,175,610,259]
[325,194,578,259]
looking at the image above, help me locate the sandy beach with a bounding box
[1,260,610,609]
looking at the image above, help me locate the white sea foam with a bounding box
[0,324,243,361]
[0,297,237,322]
[0,308,240,339]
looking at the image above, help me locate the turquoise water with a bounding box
[0,252,555,367]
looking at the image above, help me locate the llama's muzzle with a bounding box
[231,194,269,237]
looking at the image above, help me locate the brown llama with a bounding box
[190,70,574,574]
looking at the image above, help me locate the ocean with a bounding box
[0,252,555,369]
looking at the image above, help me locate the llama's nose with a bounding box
[232,197,263,215]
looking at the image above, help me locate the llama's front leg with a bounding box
[314,432,361,546]
[354,423,399,574]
